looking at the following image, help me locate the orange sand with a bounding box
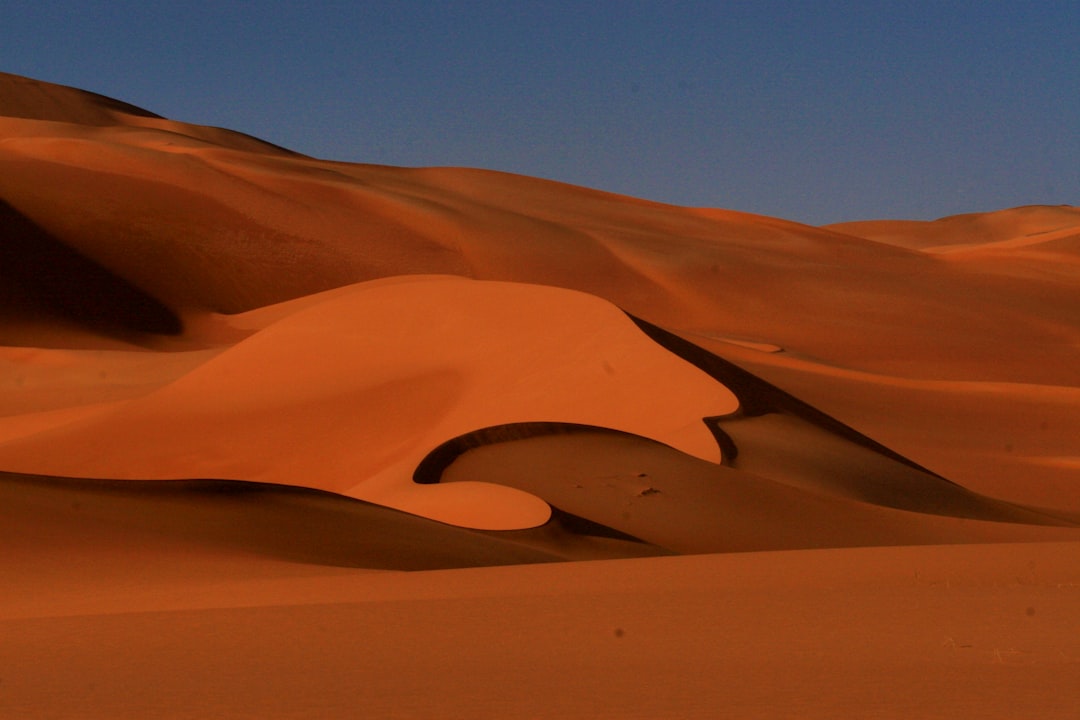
[2,71,1079,718]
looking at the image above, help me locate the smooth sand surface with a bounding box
[3,72,1079,717]
[0,276,737,529]
[3,541,1078,719]
[826,204,1080,251]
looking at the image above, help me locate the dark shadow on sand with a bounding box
[0,471,665,570]
[0,199,182,338]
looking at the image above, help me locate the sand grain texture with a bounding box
[3,72,1079,718]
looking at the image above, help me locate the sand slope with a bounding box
[0,276,737,529]
[826,204,1080,251]
[2,75,1077,387]
[3,543,1079,719]
[3,72,1080,718]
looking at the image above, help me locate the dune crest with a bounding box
[826,204,1080,250]
[2,71,1077,531]
[3,73,1079,718]
[1,71,1076,389]
[0,276,737,529]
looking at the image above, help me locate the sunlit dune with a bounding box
[825,204,1080,250]
[2,71,1078,719]
[828,206,1080,293]
[0,276,737,529]
[4,90,1079,385]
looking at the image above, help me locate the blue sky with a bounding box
[2,1,1077,224]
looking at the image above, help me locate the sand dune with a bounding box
[0,71,298,155]
[3,72,1079,718]
[0,470,661,583]
[826,204,1080,250]
[432,430,1078,554]
[668,312,1080,514]
[0,276,737,529]
[0,71,164,126]
[3,81,1078,387]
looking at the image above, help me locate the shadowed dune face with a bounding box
[430,430,1079,555]
[0,471,667,572]
[0,71,299,155]
[2,72,1079,387]
[1,71,1079,566]
[5,71,1080,720]
[0,276,737,530]
[411,320,1077,555]
[0,71,162,125]
[0,199,181,343]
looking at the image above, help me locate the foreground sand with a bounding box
[3,71,1079,717]
[3,540,1079,719]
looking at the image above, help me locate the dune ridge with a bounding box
[3,72,1079,719]
[826,204,1080,250]
[3,70,1076,539]
[1,72,1077,389]
[0,276,738,529]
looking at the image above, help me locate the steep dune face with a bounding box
[1,470,667,576]
[0,277,737,530]
[1,125,1061,380]
[433,431,1078,554]
[2,71,1078,542]
[2,73,1078,385]
[4,73,1080,719]
[0,198,181,342]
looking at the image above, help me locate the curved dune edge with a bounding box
[0,471,666,582]
[434,431,1080,555]
[1,74,1078,540]
[0,71,299,156]
[4,72,1080,720]
[673,334,1080,513]
[0,276,738,530]
[2,79,1076,388]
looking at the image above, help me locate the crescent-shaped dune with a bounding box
[0,276,737,529]
[2,72,1079,719]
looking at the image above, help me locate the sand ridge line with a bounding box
[0,277,740,529]
[5,539,1079,621]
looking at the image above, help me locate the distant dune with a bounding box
[2,72,1078,719]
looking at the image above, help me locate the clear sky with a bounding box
[2,1,1077,225]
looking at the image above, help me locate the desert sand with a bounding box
[2,71,1079,718]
